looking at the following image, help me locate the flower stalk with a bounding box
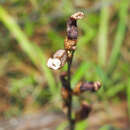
[47,12,102,130]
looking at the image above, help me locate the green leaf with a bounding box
[76,120,88,130]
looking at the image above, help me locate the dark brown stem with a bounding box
[67,51,75,130]
[65,12,84,130]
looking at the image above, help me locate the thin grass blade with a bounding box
[0,6,57,95]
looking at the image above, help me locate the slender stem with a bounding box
[67,51,75,130]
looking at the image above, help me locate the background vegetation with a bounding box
[0,0,129,129]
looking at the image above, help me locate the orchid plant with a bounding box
[47,12,101,130]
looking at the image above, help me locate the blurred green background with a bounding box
[0,0,129,129]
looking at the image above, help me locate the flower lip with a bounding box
[47,58,61,70]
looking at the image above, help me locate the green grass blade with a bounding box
[79,20,97,45]
[108,0,129,73]
[72,62,91,87]
[106,83,125,98]
[98,6,109,66]
[0,6,57,95]
[95,66,108,85]
[48,30,64,50]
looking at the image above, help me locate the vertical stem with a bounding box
[64,12,84,130]
[67,51,75,130]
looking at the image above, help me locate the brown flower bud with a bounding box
[73,81,101,95]
[67,18,78,40]
[65,12,84,52]
[47,49,67,70]
[81,81,101,92]
[66,12,84,40]
[75,101,91,122]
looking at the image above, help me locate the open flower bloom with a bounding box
[47,49,67,70]
[47,58,61,70]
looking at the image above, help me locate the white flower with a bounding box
[47,49,67,70]
[47,58,61,70]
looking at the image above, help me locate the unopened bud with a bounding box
[47,49,67,70]
[65,12,84,51]
[80,81,101,92]
[75,101,91,122]
[67,18,78,40]
[73,81,101,95]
